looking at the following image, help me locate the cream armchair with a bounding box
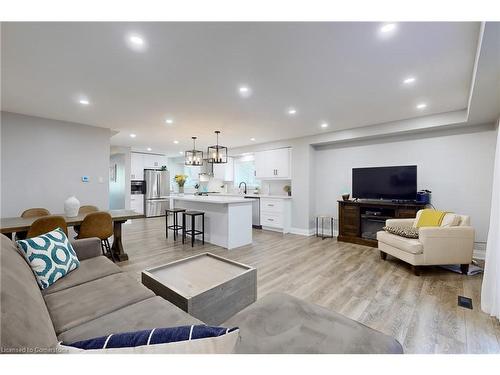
[376,212,475,276]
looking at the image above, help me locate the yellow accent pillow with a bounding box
[415,209,447,228]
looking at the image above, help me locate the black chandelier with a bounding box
[184,136,203,166]
[207,130,228,164]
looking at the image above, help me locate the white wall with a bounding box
[314,127,497,243]
[1,112,111,216]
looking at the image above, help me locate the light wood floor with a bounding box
[119,217,500,354]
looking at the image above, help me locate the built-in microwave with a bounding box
[131,180,145,195]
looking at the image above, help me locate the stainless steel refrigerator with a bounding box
[144,169,170,217]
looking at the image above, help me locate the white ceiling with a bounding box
[1,22,482,156]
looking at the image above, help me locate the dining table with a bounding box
[0,209,143,262]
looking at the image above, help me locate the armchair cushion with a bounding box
[376,231,423,254]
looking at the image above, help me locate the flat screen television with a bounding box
[352,165,417,201]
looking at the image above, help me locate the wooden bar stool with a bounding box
[166,208,186,240]
[182,211,205,247]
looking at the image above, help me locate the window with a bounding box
[233,155,260,188]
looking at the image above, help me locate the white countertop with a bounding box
[208,193,292,200]
[170,195,251,204]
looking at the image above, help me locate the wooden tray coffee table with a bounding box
[142,253,257,325]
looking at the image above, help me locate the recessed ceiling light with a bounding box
[179,151,183,155]
[250,137,256,141]
[320,122,329,129]
[238,85,252,98]
[173,140,179,144]
[130,133,136,138]
[165,118,174,125]
[129,36,144,45]
[380,23,397,33]
[126,33,147,51]
[416,103,427,110]
[79,99,90,105]
[147,147,152,151]
[403,77,416,84]
[287,107,297,116]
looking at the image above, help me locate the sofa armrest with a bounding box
[70,238,102,261]
[385,218,415,228]
[419,226,475,264]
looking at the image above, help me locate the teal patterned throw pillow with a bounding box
[16,228,80,289]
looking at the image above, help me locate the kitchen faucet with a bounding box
[238,181,247,194]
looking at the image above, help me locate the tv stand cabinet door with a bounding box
[339,204,360,237]
[396,208,418,218]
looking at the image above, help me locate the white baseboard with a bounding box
[474,242,486,260]
[289,227,315,236]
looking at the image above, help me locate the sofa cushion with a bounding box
[223,292,403,354]
[57,296,203,343]
[1,235,58,352]
[44,273,155,335]
[376,231,423,254]
[42,256,121,295]
[16,228,80,289]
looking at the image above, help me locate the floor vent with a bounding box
[458,296,473,309]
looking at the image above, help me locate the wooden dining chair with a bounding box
[16,208,51,240]
[77,211,115,261]
[27,215,68,238]
[78,205,99,214]
[73,205,99,236]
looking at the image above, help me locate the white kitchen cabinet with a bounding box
[255,148,291,180]
[130,195,144,214]
[131,153,144,180]
[260,197,291,233]
[131,152,168,180]
[213,157,234,181]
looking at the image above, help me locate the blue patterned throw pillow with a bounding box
[68,325,238,349]
[58,325,240,354]
[16,227,80,289]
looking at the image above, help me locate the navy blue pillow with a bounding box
[67,325,238,350]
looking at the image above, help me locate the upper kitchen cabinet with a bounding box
[143,154,168,169]
[131,153,144,180]
[213,157,234,181]
[255,148,291,180]
[131,152,168,180]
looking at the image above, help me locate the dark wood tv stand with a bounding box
[338,200,426,247]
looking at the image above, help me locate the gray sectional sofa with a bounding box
[0,235,403,354]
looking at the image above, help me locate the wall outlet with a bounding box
[81,176,89,182]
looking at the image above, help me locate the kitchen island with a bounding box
[171,195,253,250]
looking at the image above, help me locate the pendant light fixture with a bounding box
[184,136,203,166]
[207,130,228,164]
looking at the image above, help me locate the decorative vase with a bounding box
[64,196,80,217]
[342,193,350,201]
[178,186,184,195]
